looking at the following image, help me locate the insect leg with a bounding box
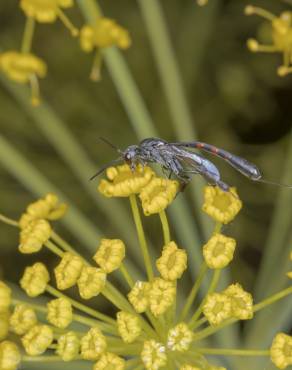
[90,157,123,180]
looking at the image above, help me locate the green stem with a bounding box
[253,285,292,313]
[129,194,153,280]
[45,285,115,325]
[22,355,81,362]
[0,213,19,227]
[189,269,221,328]
[195,348,270,356]
[159,210,170,245]
[21,17,35,53]
[179,263,208,322]
[213,221,223,234]
[120,263,135,288]
[45,240,64,258]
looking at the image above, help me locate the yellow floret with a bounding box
[149,278,176,317]
[93,239,125,273]
[93,352,125,370]
[80,327,107,360]
[127,281,151,313]
[10,304,37,335]
[202,186,242,224]
[116,311,142,343]
[270,333,292,369]
[77,266,106,299]
[98,164,154,198]
[141,340,167,370]
[224,283,253,320]
[80,18,131,52]
[167,322,193,352]
[203,292,232,325]
[22,324,53,355]
[156,241,187,281]
[57,331,80,361]
[20,262,50,297]
[202,233,236,269]
[0,341,21,370]
[47,298,72,329]
[19,219,51,254]
[139,177,179,216]
[54,252,84,290]
[19,193,67,229]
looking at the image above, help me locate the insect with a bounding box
[91,137,292,192]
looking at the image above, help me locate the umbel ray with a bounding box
[91,137,292,192]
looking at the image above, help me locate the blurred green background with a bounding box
[1,0,292,369]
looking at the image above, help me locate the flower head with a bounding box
[270,333,292,369]
[139,177,179,216]
[54,252,84,290]
[20,0,78,35]
[98,164,154,198]
[80,327,107,360]
[149,278,176,317]
[77,266,106,299]
[0,282,11,312]
[203,293,232,325]
[57,331,80,361]
[0,341,21,370]
[141,340,167,370]
[0,311,10,341]
[245,5,292,76]
[167,322,193,352]
[156,241,187,281]
[80,18,131,52]
[20,262,50,297]
[19,219,51,254]
[22,324,53,355]
[128,281,151,313]
[93,352,125,370]
[93,239,125,273]
[116,311,142,343]
[224,283,253,320]
[0,51,47,106]
[47,297,73,329]
[9,304,37,335]
[202,186,242,224]
[19,193,67,229]
[202,233,236,269]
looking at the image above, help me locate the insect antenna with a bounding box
[90,157,123,181]
[99,137,123,154]
[255,178,292,188]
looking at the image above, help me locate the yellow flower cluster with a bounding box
[1,0,132,104]
[2,166,292,370]
[245,5,292,76]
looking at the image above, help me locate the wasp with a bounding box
[91,137,292,192]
